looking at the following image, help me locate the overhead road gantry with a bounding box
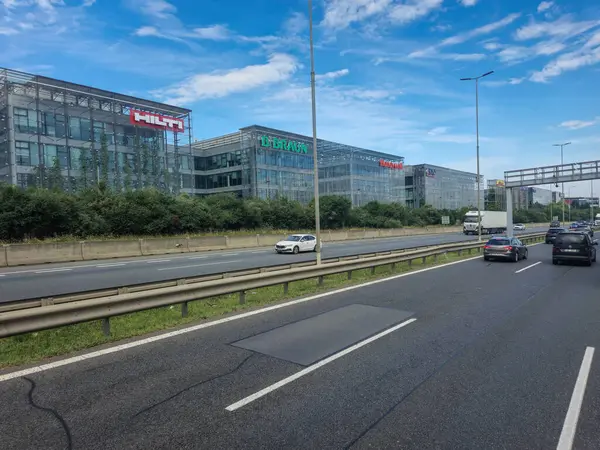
[504,160,600,237]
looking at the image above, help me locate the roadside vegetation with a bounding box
[0,184,570,243]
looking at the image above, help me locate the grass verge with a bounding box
[0,249,484,369]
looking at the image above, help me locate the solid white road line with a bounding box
[157,260,242,271]
[515,261,542,273]
[95,263,126,268]
[145,259,170,264]
[187,256,209,260]
[34,268,72,274]
[0,254,482,383]
[225,318,417,412]
[557,346,595,450]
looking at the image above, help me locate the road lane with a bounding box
[2,242,598,449]
[0,227,546,303]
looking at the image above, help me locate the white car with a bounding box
[513,223,526,231]
[275,234,319,254]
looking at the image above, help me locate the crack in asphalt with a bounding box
[132,353,254,419]
[343,265,572,449]
[23,377,73,450]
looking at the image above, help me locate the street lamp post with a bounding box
[308,0,322,264]
[553,142,571,223]
[460,70,494,242]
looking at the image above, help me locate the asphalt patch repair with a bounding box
[231,304,414,366]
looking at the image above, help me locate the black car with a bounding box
[552,231,598,266]
[483,237,528,262]
[550,220,561,228]
[580,226,594,238]
[546,227,566,244]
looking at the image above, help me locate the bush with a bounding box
[0,184,558,242]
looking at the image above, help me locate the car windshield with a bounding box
[556,234,586,245]
[285,235,302,241]
[463,216,478,223]
[488,238,510,245]
[549,228,565,233]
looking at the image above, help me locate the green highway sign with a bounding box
[260,135,309,154]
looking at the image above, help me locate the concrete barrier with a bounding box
[227,235,260,249]
[83,240,142,260]
[6,242,83,266]
[188,236,227,252]
[0,223,552,267]
[0,245,8,267]
[141,237,190,256]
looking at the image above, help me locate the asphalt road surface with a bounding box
[1,241,598,449]
[0,227,547,303]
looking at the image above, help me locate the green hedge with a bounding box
[0,184,572,242]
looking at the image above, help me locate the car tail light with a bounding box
[504,246,513,250]
[483,245,490,249]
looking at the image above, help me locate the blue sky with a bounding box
[1,0,599,197]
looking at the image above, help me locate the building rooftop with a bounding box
[0,67,191,116]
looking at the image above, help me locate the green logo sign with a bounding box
[260,135,309,154]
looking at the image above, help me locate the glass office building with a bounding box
[192,125,405,206]
[405,164,479,210]
[0,68,194,193]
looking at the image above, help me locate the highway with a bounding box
[1,241,599,449]
[0,227,546,303]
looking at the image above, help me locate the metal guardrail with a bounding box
[0,233,545,338]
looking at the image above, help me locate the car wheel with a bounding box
[513,252,519,262]
[552,259,558,265]
[293,246,299,254]
[276,250,281,254]
[585,258,592,267]
[523,249,528,260]
[484,256,490,261]
[313,245,317,252]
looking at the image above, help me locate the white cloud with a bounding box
[389,0,443,24]
[316,68,350,80]
[321,0,443,30]
[458,0,478,7]
[440,13,521,47]
[82,0,95,6]
[0,27,18,35]
[134,0,177,19]
[155,53,299,105]
[134,25,160,37]
[428,126,450,135]
[537,1,553,13]
[483,41,501,51]
[514,16,600,41]
[321,0,392,30]
[530,32,600,82]
[559,119,598,130]
[193,24,231,40]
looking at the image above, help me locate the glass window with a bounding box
[70,147,82,170]
[57,146,69,168]
[15,141,31,165]
[44,144,58,166]
[80,119,91,141]
[14,108,38,134]
[69,117,81,140]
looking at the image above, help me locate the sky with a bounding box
[1,0,599,198]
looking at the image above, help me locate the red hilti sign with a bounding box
[379,159,403,169]
[130,109,185,132]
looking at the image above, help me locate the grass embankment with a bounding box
[0,249,481,369]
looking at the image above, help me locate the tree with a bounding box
[123,154,133,192]
[47,157,64,191]
[98,133,110,187]
[149,138,162,189]
[79,147,90,190]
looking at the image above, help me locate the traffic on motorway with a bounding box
[1,239,598,449]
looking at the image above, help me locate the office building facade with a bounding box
[486,180,558,210]
[405,164,479,210]
[192,125,406,206]
[0,68,194,194]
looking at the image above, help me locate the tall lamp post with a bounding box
[553,142,570,223]
[308,0,322,264]
[460,70,494,242]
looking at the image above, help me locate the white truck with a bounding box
[595,213,600,227]
[463,210,507,235]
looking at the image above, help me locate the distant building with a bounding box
[404,164,480,210]
[486,179,558,210]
